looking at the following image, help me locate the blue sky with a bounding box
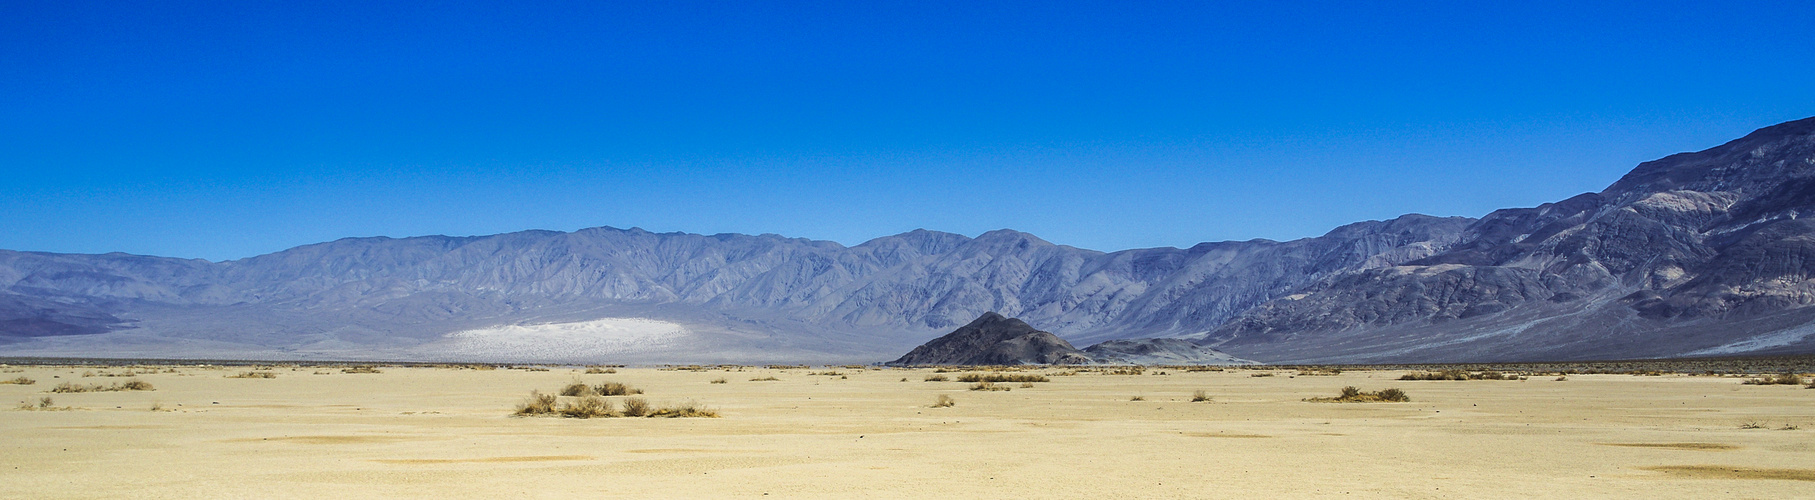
[3,1,1812,261]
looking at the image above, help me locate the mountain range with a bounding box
[5,117,1815,364]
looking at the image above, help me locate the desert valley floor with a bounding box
[3,363,1812,499]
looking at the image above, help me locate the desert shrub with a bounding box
[1250,372,1273,378]
[620,397,651,417]
[749,376,781,381]
[1,376,34,385]
[1400,369,1470,381]
[1739,421,1767,429]
[924,375,949,382]
[931,394,956,408]
[228,371,277,379]
[710,378,727,384]
[584,367,617,374]
[341,366,383,374]
[516,390,557,416]
[1129,395,1145,401]
[650,401,719,418]
[1018,382,1035,388]
[559,396,615,419]
[1191,390,1211,402]
[40,396,53,408]
[560,381,599,397]
[1555,376,1569,381]
[969,382,1010,391]
[1742,373,1805,385]
[1307,386,1409,403]
[593,382,643,396]
[1106,367,1145,376]
[955,373,1048,383]
[118,379,153,391]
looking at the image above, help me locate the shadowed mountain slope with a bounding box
[886,312,1093,365]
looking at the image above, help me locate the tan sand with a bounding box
[2,365,1811,499]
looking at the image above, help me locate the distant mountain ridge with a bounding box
[5,117,1815,363]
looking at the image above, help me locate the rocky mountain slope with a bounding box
[5,117,1815,364]
[1206,117,1815,362]
[0,213,1467,362]
[886,312,1094,365]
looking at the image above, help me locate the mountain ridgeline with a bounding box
[5,117,1815,363]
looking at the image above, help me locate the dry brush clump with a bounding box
[1741,373,1805,385]
[710,378,727,384]
[594,381,643,396]
[584,367,618,374]
[748,376,781,381]
[513,390,715,419]
[955,373,1048,383]
[1306,386,1410,403]
[516,390,559,416]
[969,381,1011,391]
[340,366,383,374]
[16,396,72,411]
[1191,390,1212,402]
[923,375,949,382]
[931,394,956,407]
[1,376,35,385]
[227,371,277,379]
[50,379,155,393]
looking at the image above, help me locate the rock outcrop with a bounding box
[1205,117,1815,362]
[886,313,1093,365]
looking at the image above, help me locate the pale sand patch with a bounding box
[1639,465,1815,481]
[2,367,1812,499]
[1600,442,1739,451]
[376,455,592,464]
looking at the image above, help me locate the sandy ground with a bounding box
[2,365,1812,499]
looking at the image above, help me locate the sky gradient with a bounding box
[4,1,1813,261]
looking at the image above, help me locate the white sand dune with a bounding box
[419,318,689,361]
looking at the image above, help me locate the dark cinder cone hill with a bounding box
[886,312,1094,365]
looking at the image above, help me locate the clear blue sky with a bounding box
[4,1,1812,261]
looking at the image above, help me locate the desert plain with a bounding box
[2,362,1812,499]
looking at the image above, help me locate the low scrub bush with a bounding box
[559,396,614,419]
[560,382,599,397]
[1,376,34,385]
[955,373,1048,383]
[228,371,277,379]
[620,397,652,417]
[515,390,557,416]
[749,376,781,381]
[584,367,617,374]
[1742,373,1805,385]
[710,378,727,384]
[931,394,956,407]
[593,382,643,396]
[341,366,383,374]
[1191,390,1211,402]
[923,375,949,382]
[1306,386,1409,403]
[969,382,1010,391]
[650,401,719,418]
[50,379,154,393]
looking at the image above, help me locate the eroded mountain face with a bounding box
[1207,117,1815,362]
